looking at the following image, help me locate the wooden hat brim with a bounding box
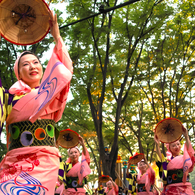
[129,153,144,164]
[0,0,50,45]
[99,176,110,183]
[58,129,79,149]
[155,118,183,143]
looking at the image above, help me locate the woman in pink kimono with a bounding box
[126,155,155,194]
[104,176,118,195]
[154,126,195,194]
[58,136,91,195]
[0,11,73,194]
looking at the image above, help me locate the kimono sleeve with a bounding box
[126,172,137,194]
[54,37,73,73]
[58,160,72,189]
[0,79,14,136]
[145,165,155,193]
[29,37,73,123]
[58,158,65,182]
[185,142,195,173]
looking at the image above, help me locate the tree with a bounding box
[60,0,174,179]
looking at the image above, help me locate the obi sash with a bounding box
[66,176,86,189]
[167,169,189,185]
[8,119,56,150]
[137,184,153,192]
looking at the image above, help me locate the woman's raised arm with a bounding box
[48,10,60,43]
[154,134,162,161]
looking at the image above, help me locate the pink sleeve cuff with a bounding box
[54,36,73,73]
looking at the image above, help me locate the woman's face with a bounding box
[138,161,147,174]
[68,148,80,163]
[18,54,43,88]
[106,181,113,189]
[169,140,181,156]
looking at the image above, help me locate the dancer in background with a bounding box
[154,126,195,194]
[58,136,91,195]
[0,10,73,194]
[104,176,118,195]
[126,154,155,194]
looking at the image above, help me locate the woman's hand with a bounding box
[79,136,86,155]
[154,134,162,161]
[182,126,190,149]
[79,136,85,146]
[126,161,131,175]
[143,154,149,165]
[48,10,60,42]
[109,176,113,181]
[109,176,116,186]
[154,134,160,145]
[182,126,189,138]
[109,176,118,189]
[127,160,132,167]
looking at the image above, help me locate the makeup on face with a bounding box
[138,161,148,173]
[106,181,113,189]
[68,147,80,163]
[169,140,181,156]
[18,54,43,88]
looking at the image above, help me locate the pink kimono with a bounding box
[162,142,195,194]
[0,37,73,194]
[60,149,91,195]
[137,166,155,195]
